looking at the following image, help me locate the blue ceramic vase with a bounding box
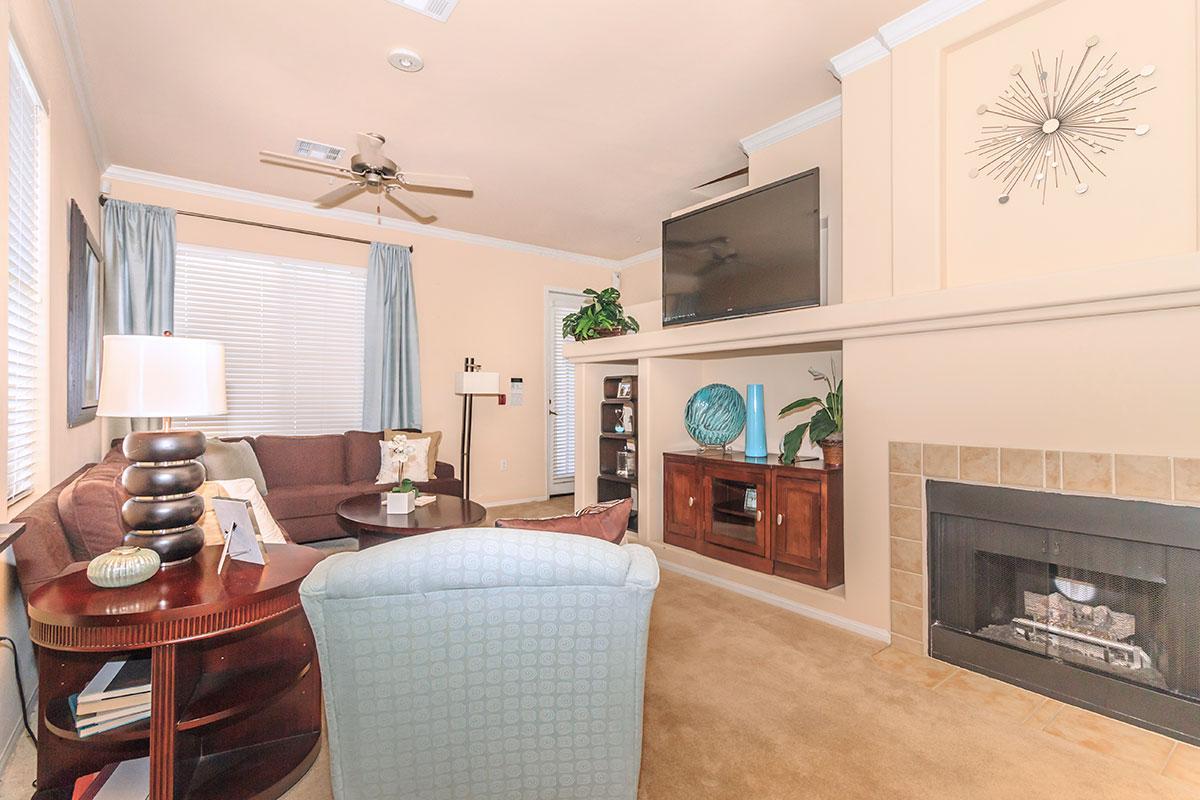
[684,384,746,449]
[744,384,767,457]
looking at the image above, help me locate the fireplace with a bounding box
[927,481,1200,744]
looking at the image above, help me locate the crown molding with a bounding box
[877,0,985,50]
[46,0,108,172]
[614,248,662,271]
[739,96,842,156]
[102,165,624,269]
[827,35,891,81]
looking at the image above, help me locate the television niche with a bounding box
[662,168,821,327]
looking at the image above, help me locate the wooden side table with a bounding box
[27,544,325,800]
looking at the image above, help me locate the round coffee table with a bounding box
[336,493,487,549]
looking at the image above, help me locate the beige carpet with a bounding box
[5,502,1198,799]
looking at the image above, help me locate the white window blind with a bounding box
[549,295,579,484]
[7,41,44,505]
[173,244,366,437]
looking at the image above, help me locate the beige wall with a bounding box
[0,0,105,762]
[106,178,613,505]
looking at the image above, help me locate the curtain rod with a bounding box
[98,194,413,251]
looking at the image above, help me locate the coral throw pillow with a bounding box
[494,498,632,544]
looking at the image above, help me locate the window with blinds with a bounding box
[548,293,582,488]
[173,244,366,437]
[7,41,45,505]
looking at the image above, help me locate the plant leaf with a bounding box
[779,396,822,417]
[781,423,809,463]
[809,408,837,443]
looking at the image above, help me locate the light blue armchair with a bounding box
[300,527,660,800]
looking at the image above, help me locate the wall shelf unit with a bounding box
[597,375,638,532]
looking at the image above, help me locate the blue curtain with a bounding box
[363,243,422,430]
[102,199,175,339]
[102,199,176,432]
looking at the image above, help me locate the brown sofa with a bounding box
[10,430,460,599]
[253,430,461,542]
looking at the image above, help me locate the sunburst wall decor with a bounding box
[968,35,1156,204]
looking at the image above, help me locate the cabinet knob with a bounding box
[756,510,763,522]
[688,496,694,507]
[777,513,784,525]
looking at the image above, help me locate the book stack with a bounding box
[72,757,149,800]
[71,657,152,738]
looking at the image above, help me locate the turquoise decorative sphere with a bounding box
[684,384,746,448]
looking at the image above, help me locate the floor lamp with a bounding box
[454,357,499,501]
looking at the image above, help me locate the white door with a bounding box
[546,290,585,496]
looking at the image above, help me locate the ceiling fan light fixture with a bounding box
[388,48,425,73]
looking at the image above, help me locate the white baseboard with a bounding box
[0,688,36,776]
[657,560,892,644]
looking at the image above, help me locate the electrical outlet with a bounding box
[499,458,509,472]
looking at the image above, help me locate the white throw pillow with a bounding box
[197,478,287,546]
[400,436,433,482]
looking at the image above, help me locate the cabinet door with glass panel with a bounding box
[703,462,770,558]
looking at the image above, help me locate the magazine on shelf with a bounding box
[77,657,151,708]
[69,694,152,732]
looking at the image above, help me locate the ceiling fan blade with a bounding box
[399,172,474,193]
[260,150,354,177]
[313,182,367,208]
[386,187,437,220]
[356,132,386,163]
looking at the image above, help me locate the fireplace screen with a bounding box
[928,481,1200,742]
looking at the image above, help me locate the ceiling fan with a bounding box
[259,132,473,221]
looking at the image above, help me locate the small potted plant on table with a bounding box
[387,479,420,514]
[779,363,844,467]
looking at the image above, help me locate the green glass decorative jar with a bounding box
[86,546,161,588]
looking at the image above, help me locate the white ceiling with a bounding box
[68,0,917,259]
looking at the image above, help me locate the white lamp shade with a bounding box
[454,371,500,395]
[96,335,228,417]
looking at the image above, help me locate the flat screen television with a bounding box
[661,168,821,327]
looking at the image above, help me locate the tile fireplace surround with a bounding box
[888,442,1200,737]
[888,443,1200,653]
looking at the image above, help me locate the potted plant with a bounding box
[386,479,419,514]
[779,363,844,467]
[561,288,640,341]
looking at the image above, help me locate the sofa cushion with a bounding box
[56,457,130,558]
[385,429,443,477]
[253,434,345,489]
[494,498,632,544]
[264,483,364,521]
[200,439,269,495]
[343,430,384,484]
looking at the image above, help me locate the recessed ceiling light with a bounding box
[387,0,459,23]
[388,48,424,73]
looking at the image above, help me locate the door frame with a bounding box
[544,288,587,497]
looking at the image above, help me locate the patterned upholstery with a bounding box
[300,527,660,800]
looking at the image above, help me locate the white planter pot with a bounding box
[386,491,416,514]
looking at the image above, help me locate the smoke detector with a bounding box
[293,139,344,163]
[388,48,425,73]
[387,0,459,23]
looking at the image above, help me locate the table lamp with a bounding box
[97,333,227,564]
[454,357,499,501]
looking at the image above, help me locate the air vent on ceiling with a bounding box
[293,139,345,163]
[387,0,459,23]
